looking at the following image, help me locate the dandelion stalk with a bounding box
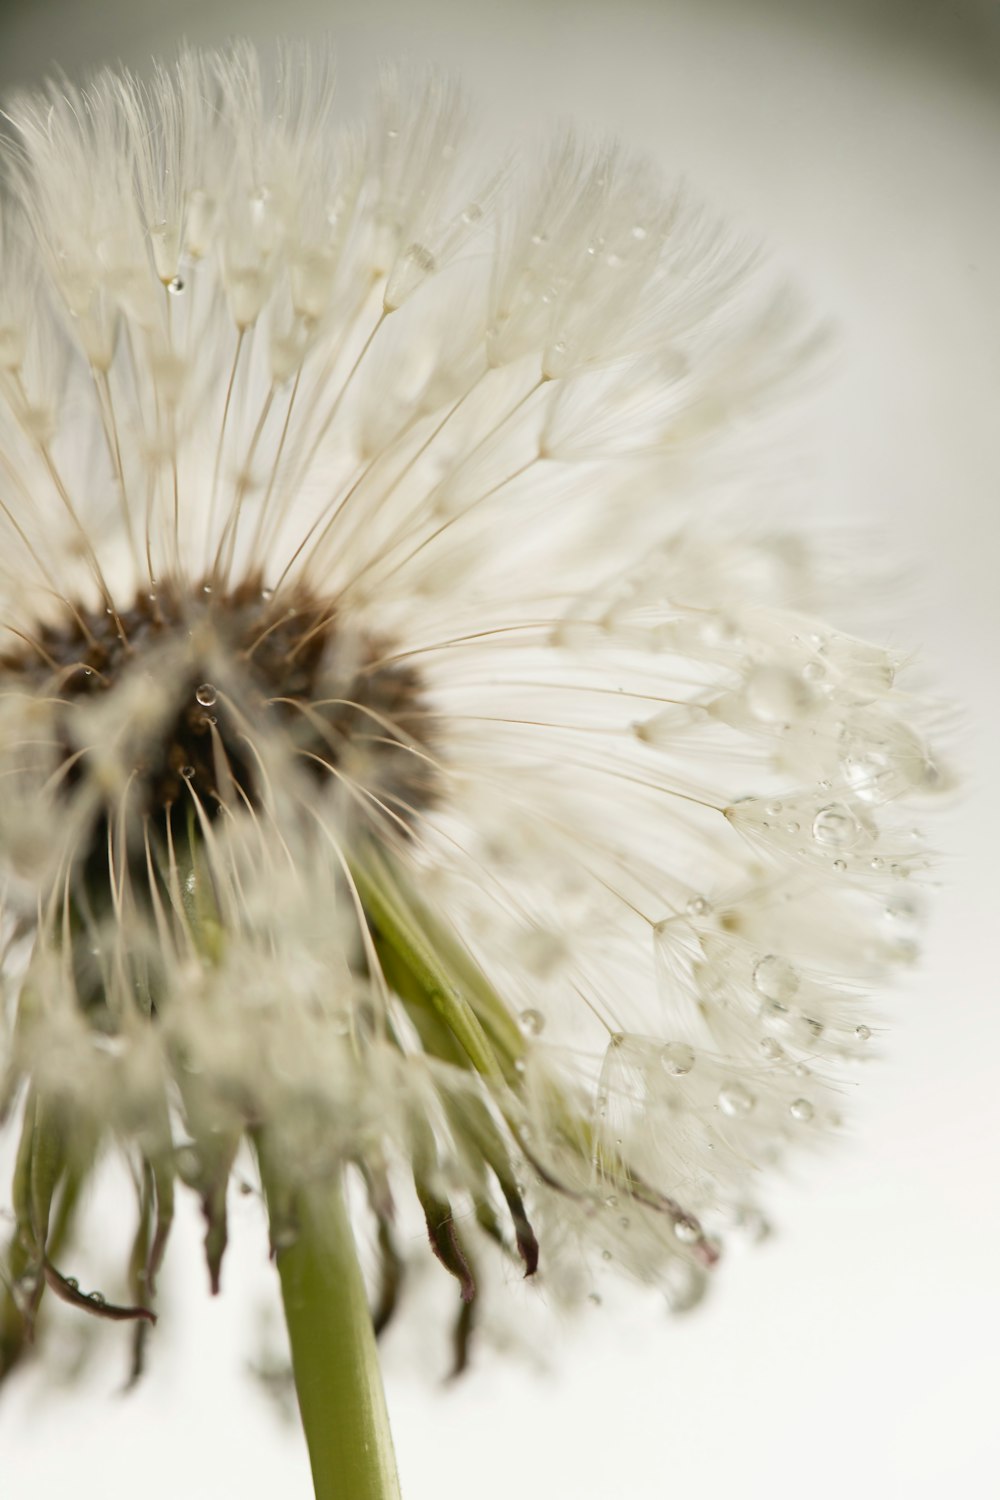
[258,1142,401,1500]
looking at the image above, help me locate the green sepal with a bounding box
[352,841,524,1086]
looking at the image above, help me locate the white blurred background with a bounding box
[0,1,997,1496]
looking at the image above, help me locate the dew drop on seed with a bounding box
[65,1277,79,1291]
[686,896,710,917]
[744,664,810,724]
[180,765,195,780]
[752,954,800,1003]
[661,1041,696,1077]
[167,276,185,294]
[759,1037,783,1061]
[718,1084,755,1117]
[855,1024,872,1041]
[601,1249,612,1262]
[789,1098,814,1122]
[812,803,860,849]
[195,683,217,708]
[519,1008,544,1037]
[833,858,847,872]
[674,1218,700,1244]
[87,1290,106,1306]
[403,242,436,275]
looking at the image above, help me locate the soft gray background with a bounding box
[0,2,997,1497]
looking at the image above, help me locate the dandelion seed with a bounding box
[0,42,946,1500]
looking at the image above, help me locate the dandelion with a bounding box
[0,44,946,1500]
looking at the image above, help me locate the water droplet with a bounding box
[519,1008,545,1036]
[686,896,710,917]
[631,223,648,240]
[65,1277,79,1291]
[785,821,800,834]
[718,1084,755,1117]
[752,954,800,1003]
[605,1194,619,1208]
[588,1291,602,1305]
[744,665,811,724]
[832,858,847,872]
[619,1215,631,1229]
[87,1290,106,1306]
[855,1024,872,1041]
[674,1217,700,1244]
[202,583,212,595]
[195,683,217,707]
[180,765,195,780]
[789,1098,814,1122]
[766,801,783,815]
[759,1037,783,1061]
[167,275,185,294]
[601,1249,612,1261]
[812,803,861,849]
[403,242,436,275]
[661,1042,696,1077]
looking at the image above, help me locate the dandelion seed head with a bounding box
[0,43,947,1377]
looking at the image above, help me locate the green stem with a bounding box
[259,1150,401,1500]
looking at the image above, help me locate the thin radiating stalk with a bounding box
[258,1144,401,1500]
